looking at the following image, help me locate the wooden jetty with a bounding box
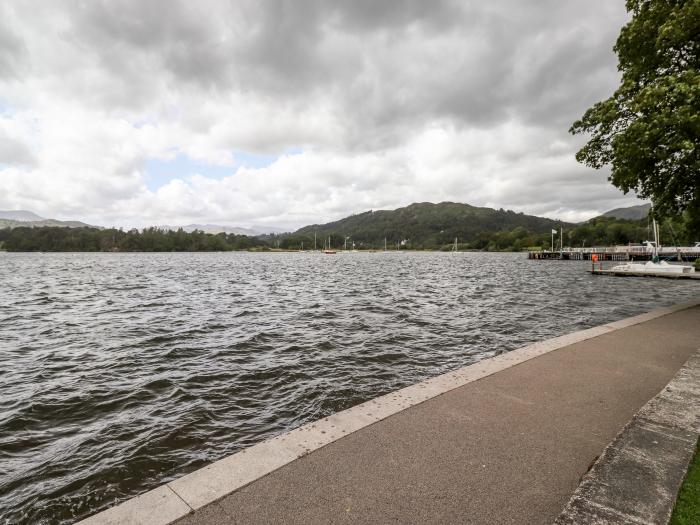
[529,246,700,262]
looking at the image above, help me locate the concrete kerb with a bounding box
[555,349,700,525]
[78,486,192,525]
[78,299,700,525]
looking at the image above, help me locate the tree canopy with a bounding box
[570,0,699,223]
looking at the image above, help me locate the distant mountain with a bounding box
[599,203,651,221]
[0,210,45,221]
[159,224,282,236]
[294,201,571,248]
[0,210,95,229]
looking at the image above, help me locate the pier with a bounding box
[80,301,700,525]
[528,245,700,261]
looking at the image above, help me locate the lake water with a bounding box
[1,252,698,523]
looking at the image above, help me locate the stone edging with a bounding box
[79,300,700,524]
[555,348,700,525]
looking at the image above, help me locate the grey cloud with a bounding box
[0,132,35,166]
[14,0,627,146]
[69,1,229,104]
[0,0,639,227]
[329,0,466,33]
[0,5,27,79]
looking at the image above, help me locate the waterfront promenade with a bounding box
[83,301,700,525]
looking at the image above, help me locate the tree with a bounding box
[570,0,699,222]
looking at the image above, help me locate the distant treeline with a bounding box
[0,216,697,252]
[0,227,269,252]
[483,216,695,252]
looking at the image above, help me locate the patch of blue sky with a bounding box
[0,97,12,116]
[143,148,303,192]
[143,155,230,191]
[233,150,277,169]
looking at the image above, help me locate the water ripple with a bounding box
[0,251,698,524]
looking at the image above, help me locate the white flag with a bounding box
[551,229,557,234]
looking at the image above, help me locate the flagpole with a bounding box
[551,230,554,252]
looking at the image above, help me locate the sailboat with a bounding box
[323,235,336,254]
[610,218,694,274]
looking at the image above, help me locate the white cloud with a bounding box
[0,0,642,230]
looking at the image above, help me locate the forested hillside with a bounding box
[599,203,651,221]
[292,202,570,250]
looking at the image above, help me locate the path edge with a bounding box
[78,299,700,524]
[555,348,700,525]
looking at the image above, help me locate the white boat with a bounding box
[610,218,694,274]
[612,260,695,274]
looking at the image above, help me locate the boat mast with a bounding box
[653,218,659,258]
[560,227,563,256]
[551,229,554,252]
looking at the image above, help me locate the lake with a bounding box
[1,252,698,523]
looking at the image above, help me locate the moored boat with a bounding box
[610,217,695,274]
[323,235,336,254]
[611,260,695,274]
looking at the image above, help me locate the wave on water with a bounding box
[0,251,698,523]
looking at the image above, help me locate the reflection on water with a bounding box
[0,251,698,523]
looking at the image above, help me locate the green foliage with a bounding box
[468,214,697,252]
[571,0,699,222]
[670,440,700,525]
[566,217,648,247]
[1,227,269,252]
[549,215,697,250]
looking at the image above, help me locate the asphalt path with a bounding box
[176,306,700,524]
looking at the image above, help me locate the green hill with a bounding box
[292,202,571,250]
[599,203,651,221]
[0,218,95,229]
[0,210,95,229]
[0,210,45,221]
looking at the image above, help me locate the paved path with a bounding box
[174,306,700,525]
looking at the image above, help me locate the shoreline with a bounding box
[79,299,700,524]
[0,248,522,253]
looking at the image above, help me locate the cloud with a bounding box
[0,0,640,229]
[0,123,35,167]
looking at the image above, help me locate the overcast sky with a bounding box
[0,0,643,230]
